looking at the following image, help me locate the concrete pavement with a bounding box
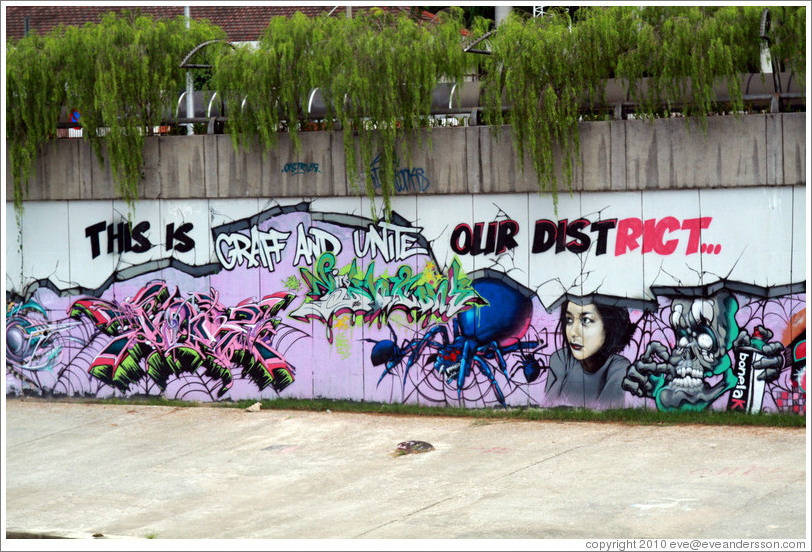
[3,398,809,542]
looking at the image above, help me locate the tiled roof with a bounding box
[5,5,441,42]
[191,6,337,42]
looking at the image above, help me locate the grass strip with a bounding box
[13,394,806,428]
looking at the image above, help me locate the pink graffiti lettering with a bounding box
[615,217,712,256]
[69,282,296,397]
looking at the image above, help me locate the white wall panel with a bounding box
[699,186,795,293]
[471,193,530,285]
[791,185,806,288]
[415,194,475,277]
[207,198,261,308]
[67,200,114,293]
[21,202,71,293]
[208,198,261,230]
[111,200,163,272]
[579,191,646,306]
[160,199,211,268]
[641,189,702,297]
[5,204,24,293]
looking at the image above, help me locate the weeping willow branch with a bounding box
[6,34,65,220]
[213,7,488,220]
[6,6,806,222]
[479,5,805,210]
[6,10,225,217]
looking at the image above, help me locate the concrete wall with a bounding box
[5,113,807,415]
[7,113,806,201]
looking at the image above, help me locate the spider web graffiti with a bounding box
[6,283,309,401]
[6,299,104,397]
[371,276,549,408]
[420,324,549,408]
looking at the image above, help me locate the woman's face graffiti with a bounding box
[565,303,606,361]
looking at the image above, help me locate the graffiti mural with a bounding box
[371,275,542,407]
[624,291,784,411]
[5,188,806,413]
[69,281,298,397]
[545,299,635,409]
[291,255,484,341]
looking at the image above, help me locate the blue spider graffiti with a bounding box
[370,277,545,407]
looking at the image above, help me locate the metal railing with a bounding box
[55,72,805,136]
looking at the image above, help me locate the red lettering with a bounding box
[642,219,657,254]
[681,217,712,255]
[654,216,681,255]
[615,217,642,256]
[562,215,714,257]
[729,398,747,410]
[645,217,690,255]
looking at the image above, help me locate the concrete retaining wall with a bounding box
[7,113,806,201]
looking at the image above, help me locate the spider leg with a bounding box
[483,340,540,381]
[455,340,476,400]
[406,326,449,365]
[403,326,449,385]
[482,340,512,380]
[377,357,402,386]
[375,326,448,386]
[474,357,507,407]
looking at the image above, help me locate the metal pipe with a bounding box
[184,7,194,135]
[495,6,511,26]
[55,73,805,130]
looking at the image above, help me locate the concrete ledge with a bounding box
[782,111,806,185]
[6,113,805,202]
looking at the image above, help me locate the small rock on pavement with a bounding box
[246,402,261,412]
[395,440,434,455]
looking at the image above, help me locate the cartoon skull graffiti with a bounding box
[623,291,784,411]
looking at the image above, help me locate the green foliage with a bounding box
[6,11,225,216]
[6,6,806,220]
[59,396,806,428]
[213,12,325,157]
[213,8,486,219]
[769,5,807,84]
[481,9,585,207]
[6,35,65,222]
[326,7,485,217]
[479,6,801,209]
[612,6,763,122]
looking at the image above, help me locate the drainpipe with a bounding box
[760,8,781,98]
[495,6,511,26]
[185,6,194,135]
